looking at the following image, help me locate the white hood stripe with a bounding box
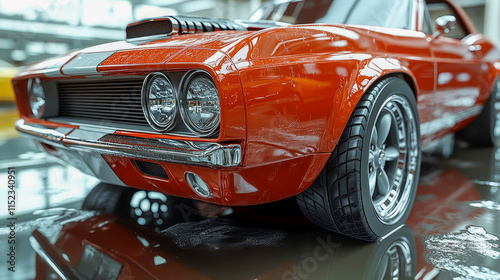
[61,52,115,76]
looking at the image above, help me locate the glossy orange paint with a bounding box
[34,215,211,280]
[12,0,500,205]
[102,153,330,206]
[32,210,414,280]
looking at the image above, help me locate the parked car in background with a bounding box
[13,0,500,241]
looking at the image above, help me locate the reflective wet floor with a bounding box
[0,105,500,280]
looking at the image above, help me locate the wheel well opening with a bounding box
[392,73,417,100]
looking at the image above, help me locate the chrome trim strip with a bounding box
[420,105,483,136]
[15,119,68,142]
[15,119,241,168]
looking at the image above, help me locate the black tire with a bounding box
[457,79,500,147]
[296,77,421,241]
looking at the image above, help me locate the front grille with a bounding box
[58,79,148,125]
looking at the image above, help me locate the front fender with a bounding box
[237,54,419,167]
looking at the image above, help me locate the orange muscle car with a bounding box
[13,0,500,241]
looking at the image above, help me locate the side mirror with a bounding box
[433,15,457,39]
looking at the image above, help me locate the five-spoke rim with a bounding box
[368,95,419,225]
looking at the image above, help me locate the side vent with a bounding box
[134,160,169,180]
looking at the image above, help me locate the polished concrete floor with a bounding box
[0,105,500,279]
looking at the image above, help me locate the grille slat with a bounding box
[59,83,143,87]
[60,102,142,107]
[59,85,142,89]
[59,81,142,86]
[60,107,145,115]
[60,105,144,112]
[61,112,148,124]
[59,88,143,92]
[58,79,148,125]
[59,101,144,107]
[59,97,142,101]
[60,99,142,103]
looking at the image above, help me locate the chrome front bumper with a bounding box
[15,119,242,168]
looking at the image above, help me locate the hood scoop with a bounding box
[126,15,288,42]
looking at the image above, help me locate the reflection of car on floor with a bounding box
[13,0,500,241]
[30,204,416,280]
[0,59,17,102]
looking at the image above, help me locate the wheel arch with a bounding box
[392,72,418,99]
[324,58,419,153]
[352,59,419,102]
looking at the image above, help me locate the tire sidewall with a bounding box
[360,78,421,237]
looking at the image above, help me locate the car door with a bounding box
[424,0,486,138]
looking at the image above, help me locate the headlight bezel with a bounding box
[141,72,178,132]
[178,70,221,137]
[28,78,46,119]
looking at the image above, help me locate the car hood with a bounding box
[17,24,426,78]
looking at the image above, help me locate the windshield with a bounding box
[250,0,412,30]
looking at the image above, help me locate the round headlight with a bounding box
[29,78,45,119]
[142,73,177,131]
[180,71,221,136]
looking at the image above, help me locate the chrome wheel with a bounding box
[374,239,413,279]
[368,95,419,225]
